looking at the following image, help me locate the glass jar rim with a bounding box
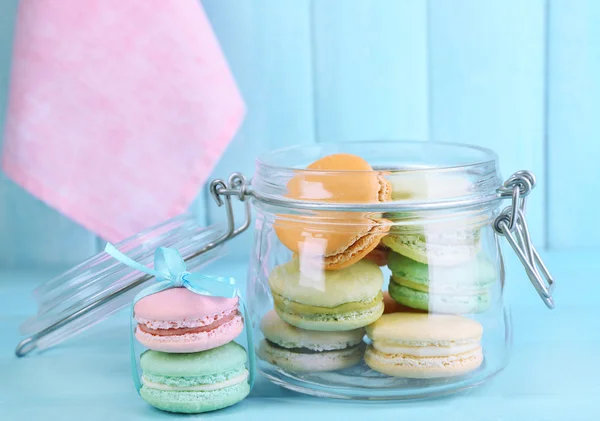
[256,140,498,173]
[251,141,502,213]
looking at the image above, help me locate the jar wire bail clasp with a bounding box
[494,171,555,309]
[206,172,252,251]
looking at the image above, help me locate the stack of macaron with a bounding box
[259,258,384,372]
[362,174,492,377]
[261,153,489,380]
[133,288,250,413]
[382,174,495,315]
[258,153,392,372]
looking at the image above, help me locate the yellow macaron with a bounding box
[364,313,484,378]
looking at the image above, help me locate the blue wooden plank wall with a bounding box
[428,0,547,246]
[202,0,315,254]
[0,0,597,268]
[312,0,429,143]
[547,0,600,249]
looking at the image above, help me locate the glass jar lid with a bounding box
[15,214,226,357]
[16,175,252,357]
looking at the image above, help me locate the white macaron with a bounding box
[258,310,366,372]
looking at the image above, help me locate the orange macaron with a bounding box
[274,153,392,270]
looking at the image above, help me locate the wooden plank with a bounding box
[312,0,429,143]
[547,0,600,249]
[428,0,547,246]
[0,0,99,269]
[201,0,315,257]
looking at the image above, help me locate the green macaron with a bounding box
[268,259,384,331]
[387,252,496,314]
[381,214,486,266]
[139,342,250,413]
[388,252,496,293]
[382,231,481,266]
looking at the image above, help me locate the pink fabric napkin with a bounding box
[2,0,244,241]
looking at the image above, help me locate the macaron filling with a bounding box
[137,311,240,337]
[367,345,483,368]
[135,305,239,330]
[142,369,249,391]
[143,366,247,387]
[389,281,491,313]
[259,339,367,372]
[390,276,492,295]
[372,339,481,357]
[274,296,384,324]
[265,339,363,355]
[381,235,481,266]
[382,234,480,254]
[273,292,383,316]
[136,313,243,344]
[386,228,481,246]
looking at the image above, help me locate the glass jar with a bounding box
[226,141,554,400]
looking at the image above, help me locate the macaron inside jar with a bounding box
[134,288,243,353]
[387,252,496,314]
[268,258,384,331]
[258,310,365,372]
[365,313,484,378]
[274,153,392,270]
[383,173,484,267]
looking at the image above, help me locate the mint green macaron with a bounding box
[387,252,496,314]
[139,342,250,413]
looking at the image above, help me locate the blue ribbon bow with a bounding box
[104,243,255,393]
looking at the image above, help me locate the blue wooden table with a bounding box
[2,251,598,421]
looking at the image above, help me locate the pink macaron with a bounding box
[133,287,243,353]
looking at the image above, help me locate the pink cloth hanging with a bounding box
[2,0,244,241]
